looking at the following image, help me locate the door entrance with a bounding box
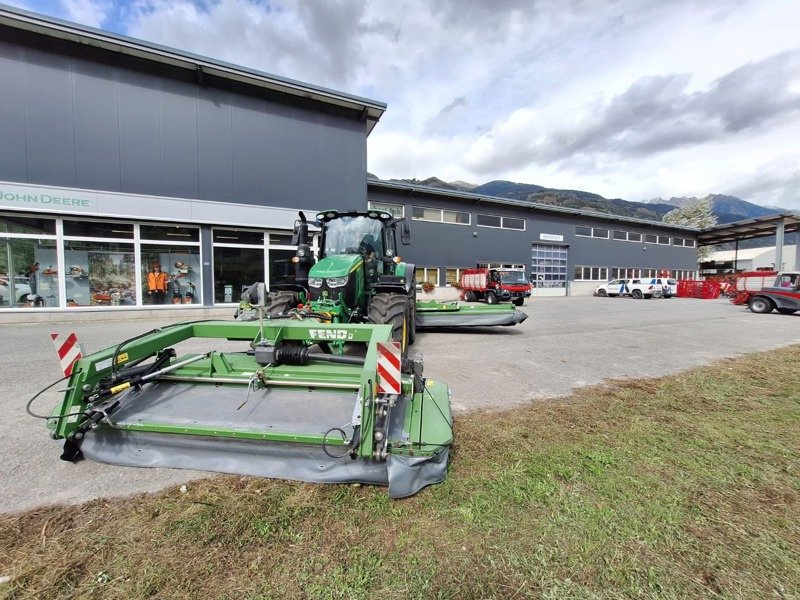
[530,243,568,297]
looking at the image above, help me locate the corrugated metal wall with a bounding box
[0,30,367,211]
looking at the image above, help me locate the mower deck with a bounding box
[47,321,453,498]
[415,299,528,328]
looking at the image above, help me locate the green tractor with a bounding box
[240,209,417,353]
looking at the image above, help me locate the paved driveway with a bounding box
[1,297,797,513]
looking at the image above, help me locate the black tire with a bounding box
[777,308,797,315]
[748,297,773,314]
[264,290,301,317]
[631,290,643,299]
[512,298,525,306]
[369,293,409,355]
[486,291,499,305]
[597,289,608,297]
[464,290,477,302]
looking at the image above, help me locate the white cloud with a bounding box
[61,0,110,28]
[27,0,800,208]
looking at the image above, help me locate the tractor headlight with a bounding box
[326,276,348,288]
[308,277,323,288]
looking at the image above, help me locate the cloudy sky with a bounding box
[9,0,800,208]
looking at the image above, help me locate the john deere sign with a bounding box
[0,189,91,207]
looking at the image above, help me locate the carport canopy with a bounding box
[697,213,800,246]
[698,212,800,271]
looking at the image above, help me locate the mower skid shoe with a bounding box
[60,438,85,462]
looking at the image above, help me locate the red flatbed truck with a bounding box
[459,268,532,306]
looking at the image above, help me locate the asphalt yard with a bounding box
[2,296,797,513]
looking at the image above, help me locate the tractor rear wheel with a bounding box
[748,297,773,314]
[265,291,301,317]
[369,293,409,355]
[777,308,797,315]
[486,291,499,304]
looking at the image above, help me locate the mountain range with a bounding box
[375,176,788,225]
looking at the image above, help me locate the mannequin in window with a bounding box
[147,261,167,304]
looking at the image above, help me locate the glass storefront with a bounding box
[0,212,306,309]
[0,237,59,308]
[213,246,264,303]
[63,240,135,306]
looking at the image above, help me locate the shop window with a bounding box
[613,230,642,242]
[0,238,58,308]
[368,201,404,218]
[445,268,465,286]
[268,233,294,246]
[64,241,135,307]
[64,220,133,239]
[574,266,608,281]
[575,226,608,238]
[140,224,200,242]
[0,215,56,235]
[213,229,264,245]
[412,206,470,225]
[414,267,439,286]
[476,214,526,231]
[214,247,264,303]
[141,245,201,305]
[269,249,297,289]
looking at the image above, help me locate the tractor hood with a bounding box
[309,254,363,279]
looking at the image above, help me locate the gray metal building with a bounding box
[0,5,384,310]
[0,5,698,312]
[367,180,699,296]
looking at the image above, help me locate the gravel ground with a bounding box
[1,296,797,513]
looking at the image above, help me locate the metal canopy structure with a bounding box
[698,212,800,271]
[697,213,800,246]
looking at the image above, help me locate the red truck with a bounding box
[459,268,532,306]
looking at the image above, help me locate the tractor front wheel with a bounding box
[369,293,409,355]
[748,297,774,314]
[512,298,525,306]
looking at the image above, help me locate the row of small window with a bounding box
[0,214,296,246]
[415,267,465,287]
[575,226,696,247]
[369,202,525,231]
[574,266,698,281]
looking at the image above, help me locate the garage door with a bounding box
[531,243,568,297]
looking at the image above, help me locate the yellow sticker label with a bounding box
[115,353,129,365]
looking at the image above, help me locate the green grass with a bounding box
[2,347,799,599]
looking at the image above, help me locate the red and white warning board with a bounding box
[51,332,82,376]
[376,341,402,395]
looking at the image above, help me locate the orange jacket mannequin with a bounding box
[147,268,167,292]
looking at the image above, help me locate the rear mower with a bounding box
[40,320,453,498]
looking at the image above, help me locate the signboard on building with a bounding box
[539,233,564,242]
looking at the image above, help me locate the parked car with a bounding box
[594,279,630,297]
[644,277,677,298]
[625,278,662,299]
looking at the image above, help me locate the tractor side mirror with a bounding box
[400,221,411,245]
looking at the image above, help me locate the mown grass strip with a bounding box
[1,347,798,599]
